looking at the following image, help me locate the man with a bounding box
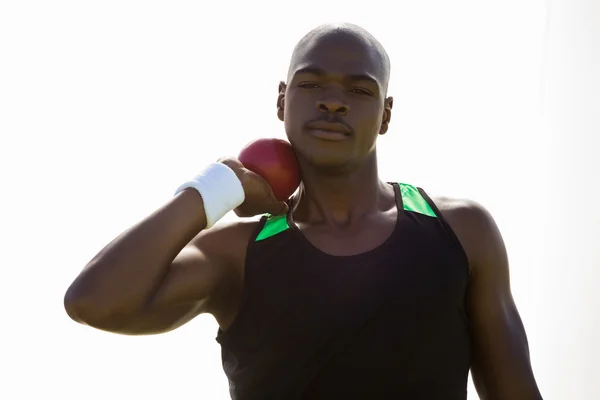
[64,23,543,399]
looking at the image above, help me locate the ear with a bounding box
[379,96,394,135]
[277,81,287,121]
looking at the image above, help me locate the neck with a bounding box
[292,154,389,227]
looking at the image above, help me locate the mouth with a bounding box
[305,121,352,141]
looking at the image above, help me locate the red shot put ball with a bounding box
[238,138,301,201]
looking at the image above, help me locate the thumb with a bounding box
[261,181,289,216]
[270,199,289,216]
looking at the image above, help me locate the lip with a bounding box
[306,120,352,135]
[305,120,352,141]
[308,129,350,141]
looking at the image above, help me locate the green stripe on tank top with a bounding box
[255,214,290,241]
[255,183,437,241]
[398,183,437,218]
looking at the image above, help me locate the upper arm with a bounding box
[118,220,257,335]
[439,198,542,399]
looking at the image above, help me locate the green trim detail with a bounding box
[399,183,437,218]
[255,214,291,241]
[254,183,436,241]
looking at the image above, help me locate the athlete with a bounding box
[64,23,543,399]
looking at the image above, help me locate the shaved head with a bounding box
[287,23,391,93]
[278,22,394,171]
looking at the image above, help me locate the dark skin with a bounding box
[64,24,542,399]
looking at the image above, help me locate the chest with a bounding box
[226,214,469,344]
[217,215,471,397]
[293,207,398,256]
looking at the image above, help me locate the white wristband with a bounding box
[175,162,245,229]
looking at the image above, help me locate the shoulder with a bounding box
[428,194,507,274]
[430,194,492,228]
[190,217,265,267]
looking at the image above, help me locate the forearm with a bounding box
[64,189,207,325]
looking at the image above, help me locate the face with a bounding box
[278,32,393,172]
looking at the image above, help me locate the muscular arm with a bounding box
[440,199,543,400]
[64,188,253,335]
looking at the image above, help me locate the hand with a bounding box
[218,157,289,218]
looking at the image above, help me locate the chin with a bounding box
[295,146,357,174]
[286,130,357,172]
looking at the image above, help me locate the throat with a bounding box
[294,180,391,227]
[289,181,400,257]
[293,203,399,257]
[329,211,360,230]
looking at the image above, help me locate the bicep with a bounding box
[467,269,536,398]
[116,221,255,336]
[118,246,225,335]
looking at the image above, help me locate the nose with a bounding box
[316,98,349,116]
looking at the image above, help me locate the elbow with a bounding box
[63,285,102,326]
[63,284,127,331]
[63,286,93,324]
[63,292,80,323]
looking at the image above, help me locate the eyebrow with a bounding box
[293,66,380,88]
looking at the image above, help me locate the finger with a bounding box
[270,201,289,216]
[233,208,248,218]
[217,157,244,170]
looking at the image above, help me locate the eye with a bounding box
[350,87,372,96]
[298,82,320,89]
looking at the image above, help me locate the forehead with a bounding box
[289,33,384,81]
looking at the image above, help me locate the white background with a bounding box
[1,0,598,399]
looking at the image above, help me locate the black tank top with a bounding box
[216,183,471,399]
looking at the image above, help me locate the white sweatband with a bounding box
[175,162,245,229]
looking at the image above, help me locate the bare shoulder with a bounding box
[187,217,264,326]
[190,217,263,270]
[428,194,506,272]
[429,194,492,226]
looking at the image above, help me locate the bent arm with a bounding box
[64,188,213,333]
